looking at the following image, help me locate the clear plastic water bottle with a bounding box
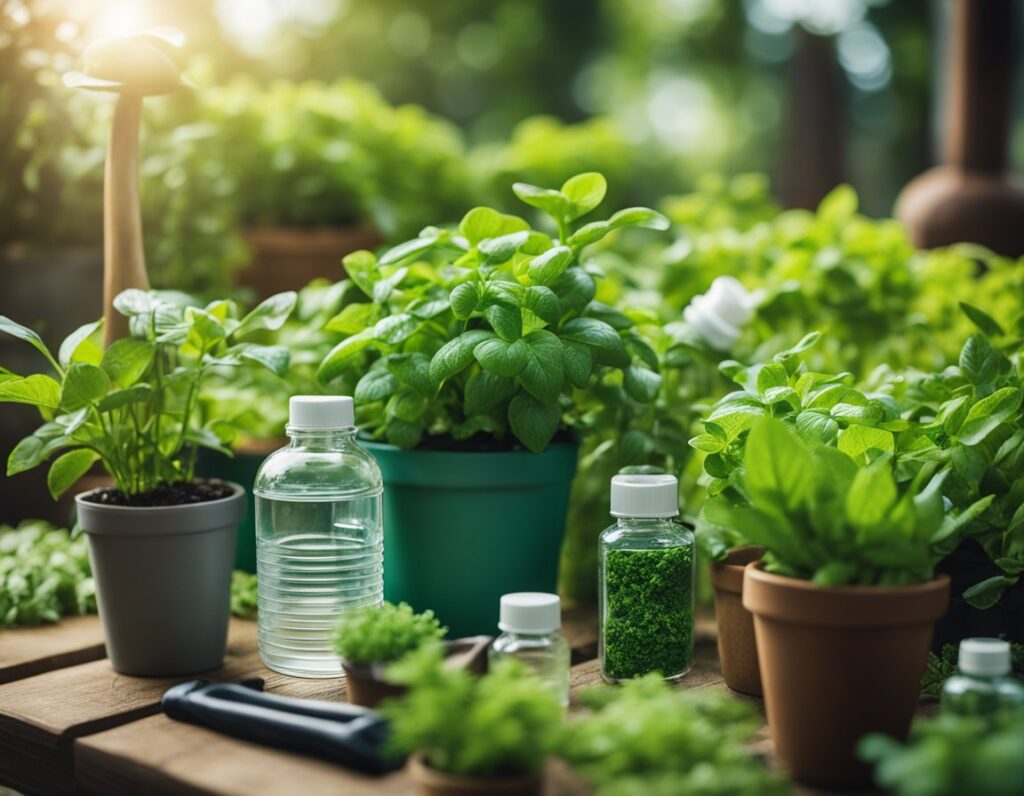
[489,593,571,707]
[941,638,1024,718]
[254,396,383,677]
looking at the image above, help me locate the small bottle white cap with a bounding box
[959,638,1012,676]
[499,592,561,634]
[610,474,680,518]
[288,395,354,430]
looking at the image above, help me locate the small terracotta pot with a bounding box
[344,636,493,709]
[743,563,949,790]
[407,753,541,796]
[710,546,764,697]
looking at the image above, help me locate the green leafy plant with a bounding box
[381,642,562,778]
[891,305,1024,609]
[230,571,258,619]
[0,289,296,498]
[860,712,1024,796]
[332,601,446,667]
[317,172,669,453]
[0,521,94,628]
[701,416,949,586]
[559,675,789,796]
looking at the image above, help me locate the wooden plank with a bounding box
[0,616,106,685]
[0,619,266,796]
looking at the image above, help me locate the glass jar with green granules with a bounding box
[599,474,695,682]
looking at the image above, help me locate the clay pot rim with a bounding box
[743,561,950,627]
[408,752,541,790]
[340,658,394,681]
[710,546,765,594]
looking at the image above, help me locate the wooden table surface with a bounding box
[0,607,903,796]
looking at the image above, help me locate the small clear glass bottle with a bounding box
[254,396,383,678]
[489,592,570,707]
[599,474,695,683]
[941,638,1024,718]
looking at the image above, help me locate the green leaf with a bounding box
[112,289,155,316]
[846,459,898,528]
[561,172,607,221]
[96,384,153,412]
[518,331,565,404]
[958,387,1022,446]
[101,338,155,388]
[511,183,570,221]
[585,301,634,331]
[485,303,523,342]
[387,389,429,423]
[429,330,496,385]
[355,369,399,404]
[385,417,423,448]
[521,286,560,325]
[58,320,103,368]
[60,364,110,412]
[744,418,812,511]
[459,207,529,245]
[831,402,883,426]
[561,341,593,388]
[474,337,529,377]
[186,307,226,349]
[342,250,379,298]
[464,369,517,415]
[238,344,290,376]
[0,315,60,372]
[378,228,444,266]
[756,363,788,394]
[689,434,724,453]
[566,207,669,248]
[318,329,376,383]
[449,283,480,320]
[551,268,596,314]
[558,318,629,367]
[47,449,98,499]
[838,425,895,460]
[374,314,419,345]
[623,365,661,402]
[963,575,1018,610]
[959,302,1004,337]
[794,410,839,443]
[325,302,374,334]
[234,291,297,337]
[0,374,62,410]
[478,231,530,264]
[8,432,70,476]
[508,394,561,453]
[959,334,1001,386]
[387,353,433,396]
[527,246,573,286]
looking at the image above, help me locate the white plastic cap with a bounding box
[610,474,679,518]
[499,592,561,634]
[959,638,1012,676]
[288,395,354,430]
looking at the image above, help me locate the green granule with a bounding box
[603,545,693,680]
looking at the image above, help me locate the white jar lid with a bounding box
[499,592,561,634]
[288,395,354,430]
[610,474,679,518]
[959,637,1012,676]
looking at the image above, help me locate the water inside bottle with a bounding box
[255,493,382,677]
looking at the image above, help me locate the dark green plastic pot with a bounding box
[362,441,578,638]
[196,439,284,573]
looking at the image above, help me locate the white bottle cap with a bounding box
[610,474,680,518]
[499,592,561,634]
[288,395,354,430]
[959,638,1012,676]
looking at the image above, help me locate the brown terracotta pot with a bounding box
[240,225,382,300]
[743,563,949,790]
[343,636,493,709]
[710,546,764,697]
[407,753,541,796]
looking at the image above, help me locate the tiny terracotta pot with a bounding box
[743,563,949,790]
[710,546,764,697]
[407,753,541,796]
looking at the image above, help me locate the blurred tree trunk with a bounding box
[777,27,845,210]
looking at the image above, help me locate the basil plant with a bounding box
[0,289,296,498]
[317,172,669,453]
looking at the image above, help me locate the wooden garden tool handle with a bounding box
[945,0,1015,173]
[103,93,149,345]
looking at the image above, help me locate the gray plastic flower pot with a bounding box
[75,483,244,676]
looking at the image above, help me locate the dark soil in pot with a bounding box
[81,479,235,506]
[934,538,1024,647]
[407,753,542,796]
[743,562,949,790]
[710,546,763,697]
